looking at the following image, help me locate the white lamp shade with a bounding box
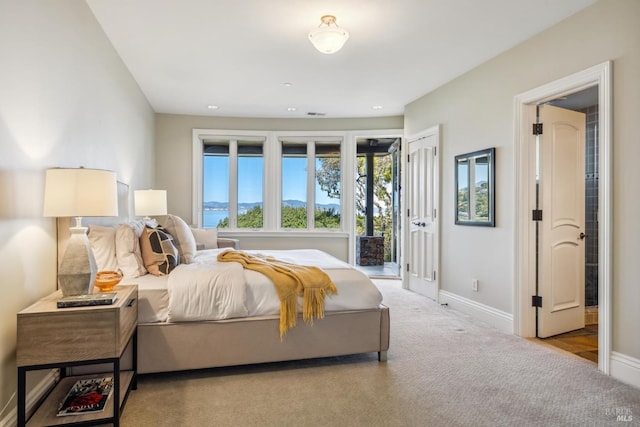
[308,16,349,54]
[309,27,349,54]
[43,168,118,217]
[134,189,167,216]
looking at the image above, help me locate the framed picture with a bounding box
[455,147,495,227]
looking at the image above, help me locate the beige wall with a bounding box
[404,0,640,358]
[0,0,155,419]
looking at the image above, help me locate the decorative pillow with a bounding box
[115,222,147,278]
[190,227,218,250]
[139,226,180,276]
[163,214,197,264]
[88,225,118,272]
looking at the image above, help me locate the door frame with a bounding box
[403,125,440,294]
[513,61,612,373]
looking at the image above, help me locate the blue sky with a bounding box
[204,157,337,205]
[457,163,488,189]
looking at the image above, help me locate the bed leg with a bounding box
[378,351,388,362]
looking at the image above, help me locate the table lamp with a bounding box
[43,167,118,296]
[134,189,167,222]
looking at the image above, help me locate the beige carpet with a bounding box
[120,280,640,426]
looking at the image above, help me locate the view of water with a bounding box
[204,210,228,227]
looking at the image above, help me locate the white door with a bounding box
[407,133,438,300]
[537,104,586,338]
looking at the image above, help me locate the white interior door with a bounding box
[407,133,438,300]
[537,104,586,338]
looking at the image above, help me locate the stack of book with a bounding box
[57,293,117,308]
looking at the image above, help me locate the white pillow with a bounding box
[115,222,147,278]
[163,214,197,264]
[190,227,218,250]
[88,225,118,272]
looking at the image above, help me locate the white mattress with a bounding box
[123,249,383,324]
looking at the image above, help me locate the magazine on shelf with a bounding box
[57,377,114,416]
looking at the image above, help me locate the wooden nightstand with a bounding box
[17,285,138,427]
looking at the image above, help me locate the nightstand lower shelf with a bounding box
[26,371,135,427]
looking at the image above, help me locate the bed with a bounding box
[63,213,389,375]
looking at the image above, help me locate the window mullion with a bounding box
[229,139,238,228]
[269,134,281,230]
[469,157,476,221]
[307,141,315,229]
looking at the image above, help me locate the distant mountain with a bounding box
[204,200,340,212]
[203,201,229,209]
[317,203,340,212]
[239,202,263,210]
[281,199,305,208]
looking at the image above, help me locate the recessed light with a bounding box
[287,107,297,112]
[372,105,383,110]
[283,82,293,87]
[207,105,219,110]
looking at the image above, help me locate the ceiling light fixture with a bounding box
[308,15,349,54]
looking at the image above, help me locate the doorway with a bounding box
[543,89,600,326]
[533,89,600,363]
[514,61,612,374]
[534,103,587,338]
[353,137,401,278]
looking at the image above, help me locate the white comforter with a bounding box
[167,249,383,322]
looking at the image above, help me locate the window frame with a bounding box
[278,135,344,231]
[193,130,349,233]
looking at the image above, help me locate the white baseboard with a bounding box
[610,352,640,389]
[0,369,58,427]
[438,290,514,334]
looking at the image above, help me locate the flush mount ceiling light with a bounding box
[308,15,349,54]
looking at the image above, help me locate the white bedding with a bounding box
[121,273,169,323]
[124,249,383,324]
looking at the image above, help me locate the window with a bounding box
[315,142,341,229]
[203,137,264,229]
[203,141,230,228]
[281,142,307,229]
[194,129,372,233]
[237,142,264,228]
[280,138,342,230]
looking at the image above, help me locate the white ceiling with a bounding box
[87,0,596,119]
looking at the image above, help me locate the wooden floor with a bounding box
[540,325,598,363]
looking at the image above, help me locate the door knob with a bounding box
[579,232,588,240]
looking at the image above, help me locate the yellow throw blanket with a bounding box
[217,250,338,337]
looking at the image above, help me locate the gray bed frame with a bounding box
[138,305,390,374]
[58,208,390,375]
